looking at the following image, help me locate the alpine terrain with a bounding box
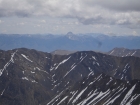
[108,48,140,58]
[0,48,140,105]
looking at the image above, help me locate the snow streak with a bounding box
[21,54,33,62]
[0,51,17,76]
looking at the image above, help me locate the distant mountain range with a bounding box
[0,48,140,105]
[0,32,140,52]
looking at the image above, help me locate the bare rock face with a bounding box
[108,47,140,58]
[0,48,140,105]
[51,50,76,55]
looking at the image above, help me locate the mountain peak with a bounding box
[66,32,74,36]
[66,32,78,40]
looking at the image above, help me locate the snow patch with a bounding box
[79,89,98,105]
[57,96,68,105]
[120,84,136,105]
[55,56,71,70]
[109,50,114,55]
[72,87,88,104]
[47,91,64,105]
[92,56,96,60]
[106,77,113,85]
[63,65,77,78]
[31,71,35,73]
[126,94,140,105]
[80,55,87,62]
[31,80,38,83]
[96,62,100,66]
[1,89,5,95]
[22,77,29,81]
[68,90,78,104]
[87,89,110,105]
[50,66,54,71]
[131,51,136,56]
[45,57,50,59]
[103,87,127,105]
[21,54,33,62]
[36,67,48,74]
[88,67,92,72]
[22,71,25,74]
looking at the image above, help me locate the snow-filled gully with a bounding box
[0,50,17,76]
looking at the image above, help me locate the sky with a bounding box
[0,0,140,36]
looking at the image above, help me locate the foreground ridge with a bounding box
[0,48,140,105]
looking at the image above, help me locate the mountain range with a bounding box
[0,48,140,105]
[0,32,140,52]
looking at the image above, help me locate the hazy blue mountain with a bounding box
[0,33,140,52]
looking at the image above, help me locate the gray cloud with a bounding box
[0,0,140,29]
[83,0,140,12]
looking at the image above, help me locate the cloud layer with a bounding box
[0,0,140,30]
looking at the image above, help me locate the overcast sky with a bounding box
[0,0,140,36]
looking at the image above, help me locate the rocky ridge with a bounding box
[0,48,140,105]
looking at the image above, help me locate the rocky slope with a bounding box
[107,48,140,58]
[51,50,76,55]
[0,48,140,105]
